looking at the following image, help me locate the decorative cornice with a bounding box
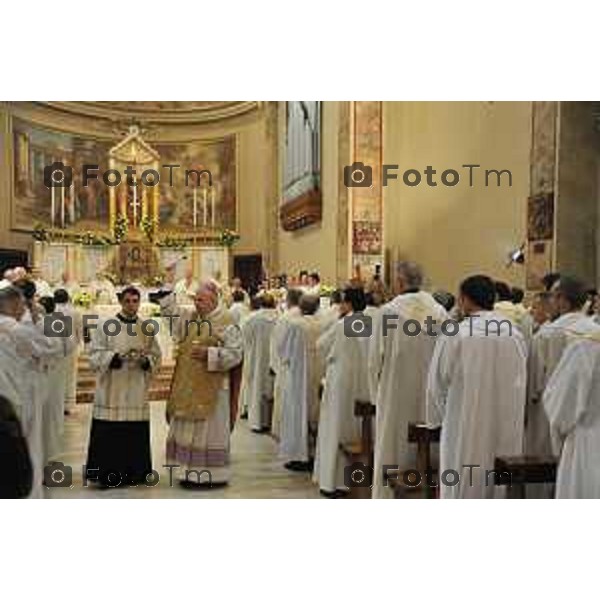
[34,101,261,124]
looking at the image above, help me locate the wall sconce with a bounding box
[506,243,525,268]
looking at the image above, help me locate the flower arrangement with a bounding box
[112,212,128,244]
[219,229,240,247]
[319,284,336,297]
[140,215,158,243]
[76,231,115,246]
[32,222,50,242]
[72,291,94,309]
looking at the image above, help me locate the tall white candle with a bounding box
[70,181,76,224]
[193,186,198,228]
[51,186,55,227]
[211,186,216,228]
[60,185,65,229]
[132,176,137,226]
[203,187,207,227]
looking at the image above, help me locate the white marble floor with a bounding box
[46,402,321,499]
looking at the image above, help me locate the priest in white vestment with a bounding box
[270,288,303,438]
[9,282,66,498]
[369,262,447,499]
[37,296,76,464]
[277,294,323,470]
[229,290,251,325]
[85,287,161,487]
[494,281,534,346]
[527,276,599,458]
[315,290,344,360]
[543,334,600,498]
[0,268,16,290]
[314,288,369,496]
[160,280,242,487]
[30,267,53,299]
[54,289,84,415]
[174,268,199,304]
[0,287,28,424]
[427,275,527,499]
[530,291,553,333]
[239,294,278,432]
[226,277,250,307]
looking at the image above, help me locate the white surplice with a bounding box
[426,312,527,499]
[14,310,66,498]
[369,291,448,499]
[543,335,600,498]
[313,317,369,492]
[239,308,278,430]
[42,333,76,463]
[88,316,162,422]
[55,302,84,413]
[527,312,600,456]
[277,313,323,462]
[269,306,301,438]
[494,301,534,347]
[229,302,250,326]
[0,315,28,418]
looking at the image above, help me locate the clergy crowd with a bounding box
[1,261,600,499]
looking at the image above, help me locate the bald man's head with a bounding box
[0,286,25,320]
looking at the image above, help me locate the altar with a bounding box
[32,241,230,291]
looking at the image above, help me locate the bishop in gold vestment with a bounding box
[160,281,243,486]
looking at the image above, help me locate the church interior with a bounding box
[1,100,600,500]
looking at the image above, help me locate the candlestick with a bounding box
[211,186,215,228]
[203,187,207,227]
[60,185,65,229]
[51,186,55,228]
[193,186,198,228]
[70,181,76,225]
[142,187,147,220]
[132,176,137,226]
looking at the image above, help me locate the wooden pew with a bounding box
[389,423,441,499]
[339,400,376,499]
[493,456,557,498]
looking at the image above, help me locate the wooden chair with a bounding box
[389,423,441,499]
[493,456,557,498]
[339,400,376,499]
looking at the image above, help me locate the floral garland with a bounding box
[32,222,50,242]
[155,235,189,251]
[77,231,115,246]
[219,229,240,247]
[140,215,158,243]
[112,212,128,244]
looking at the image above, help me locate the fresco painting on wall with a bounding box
[13,117,112,231]
[12,118,237,233]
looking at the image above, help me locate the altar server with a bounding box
[85,286,161,487]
